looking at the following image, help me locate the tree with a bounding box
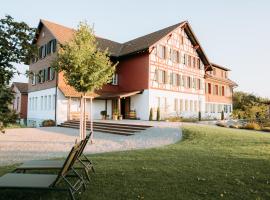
[0,15,36,131]
[52,22,116,141]
[149,107,153,121]
[156,107,161,121]
[232,91,269,122]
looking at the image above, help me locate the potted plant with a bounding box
[112,109,119,120]
[118,115,123,120]
[100,110,107,120]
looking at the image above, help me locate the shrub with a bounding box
[149,108,153,121]
[221,110,224,120]
[100,110,107,116]
[244,122,261,130]
[262,127,270,132]
[229,124,239,129]
[216,122,227,127]
[198,111,201,121]
[156,107,161,121]
[42,120,56,127]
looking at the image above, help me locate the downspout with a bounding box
[55,72,58,124]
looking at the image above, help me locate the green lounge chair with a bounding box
[0,142,85,200]
[15,132,95,181]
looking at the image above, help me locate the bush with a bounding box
[100,110,107,116]
[229,124,240,129]
[244,122,261,130]
[198,111,201,121]
[156,107,161,121]
[42,120,56,127]
[165,117,197,123]
[216,122,227,127]
[221,110,224,120]
[149,108,153,121]
[261,127,270,132]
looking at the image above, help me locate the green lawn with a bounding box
[1,125,270,199]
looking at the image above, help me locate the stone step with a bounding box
[68,120,152,128]
[63,122,146,131]
[59,124,134,136]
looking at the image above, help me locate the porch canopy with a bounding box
[95,91,142,100]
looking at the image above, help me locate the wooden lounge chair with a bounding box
[15,132,95,181]
[0,142,85,200]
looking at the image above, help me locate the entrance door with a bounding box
[121,97,130,119]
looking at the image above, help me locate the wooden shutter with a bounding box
[155,69,159,83]
[164,71,168,84]
[52,39,57,52]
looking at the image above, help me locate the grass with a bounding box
[4,123,27,129]
[0,125,270,199]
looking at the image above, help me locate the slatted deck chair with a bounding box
[0,142,85,200]
[15,132,95,181]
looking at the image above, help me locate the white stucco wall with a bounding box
[27,87,56,126]
[148,88,205,119]
[130,90,150,120]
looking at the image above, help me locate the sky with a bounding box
[2,0,270,98]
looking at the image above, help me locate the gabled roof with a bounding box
[211,63,231,71]
[12,82,28,94]
[118,22,185,56]
[34,19,212,69]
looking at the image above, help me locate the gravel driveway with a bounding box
[0,122,181,166]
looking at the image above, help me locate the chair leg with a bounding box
[69,188,75,200]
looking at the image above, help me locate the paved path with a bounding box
[0,122,182,166]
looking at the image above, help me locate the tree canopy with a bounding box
[0,15,36,130]
[233,91,269,122]
[52,22,117,94]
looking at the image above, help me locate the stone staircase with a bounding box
[59,120,152,136]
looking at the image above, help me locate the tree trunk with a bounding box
[90,97,94,143]
[79,95,84,140]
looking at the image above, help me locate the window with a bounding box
[215,85,218,95]
[182,76,186,87]
[187,77,192,88]
[180,99,183,112]
[193,78,196,89]
[213,68,216,76]
[48,95,51,110]
[197,79,201,90]
[53,95,56,109]
[185,100,189,111]
[111,73,118,85]
[194,101,198,112]
[188,55,191,67]
[197,59,200,69]
[222,86,225,96]
[172,50,180,63]
[41,96,43,110]
[177,74,181,86]
[44,96,47,110]
[52,39,57,52]
[48,67,55,81]
[31,73,36,85]
[174,98,178,111]
[169,73,173,85]
[182,54,186,65]
[172,73,178,86]
[35,97,37,110]
[193,57,196,68]
[42,45,46,58]
[158,45,166,59]
[190,100,193,112]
